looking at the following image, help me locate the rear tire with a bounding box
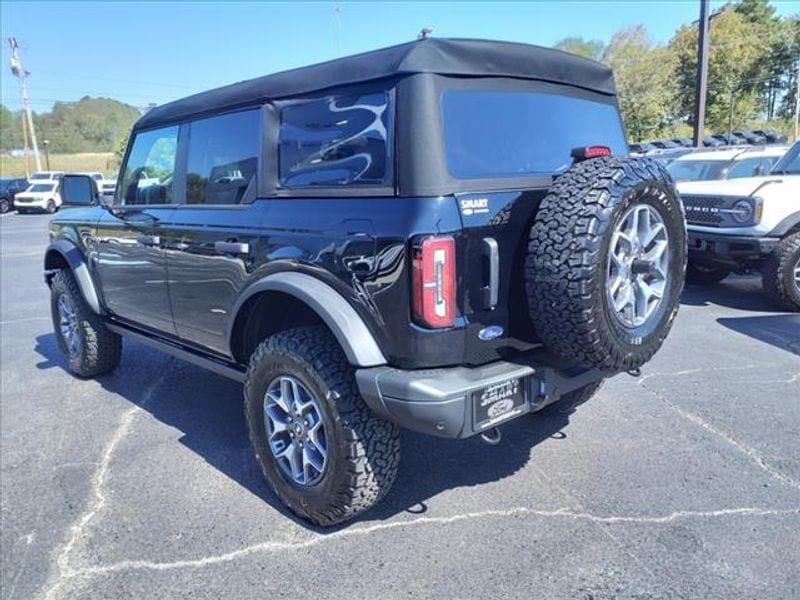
[686,262,731,285]
[46,199,56,214]
[762,232,800,312]
[244,326,400,526]
[525,157,686,373]
[50,269,121,377]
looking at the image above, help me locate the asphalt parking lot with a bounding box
[2,211,799,600]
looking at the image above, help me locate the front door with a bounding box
[94,125,180,335]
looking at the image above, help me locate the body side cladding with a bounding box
[229,272,387,368]
[44,238,103,315]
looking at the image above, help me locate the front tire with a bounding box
[46,199,56,214]
[244,326,400,526]
[762,232,800,311]
[686,262,731,285]
[0,198,9,214]
[50,269,121,377]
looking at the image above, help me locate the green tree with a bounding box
[0,104,24,151]
[603,26,677,141]
[553,37,606,61]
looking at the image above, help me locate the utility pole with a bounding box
[693,0,710,147]
[8,37,42,172]
[795,55,799,141]
[43,139,51,170]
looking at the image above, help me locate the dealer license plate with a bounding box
[473,378,526,430]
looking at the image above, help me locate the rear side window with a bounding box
[279,92,392,187]
[185,109,260,205]
[119,126,178,205]
[441,90,628,178]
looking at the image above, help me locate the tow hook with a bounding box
[627,367,642,377]
[479,427,502,445]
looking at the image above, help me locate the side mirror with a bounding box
[60,175,99,207]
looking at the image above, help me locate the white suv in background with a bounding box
[668,145,788,183]
[678,141,800,310]
[13,180,62,214]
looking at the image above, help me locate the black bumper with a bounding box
[688,231,778,268]
[356,358,602,439]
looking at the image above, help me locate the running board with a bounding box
[106,323,246,383]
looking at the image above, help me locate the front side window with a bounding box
[185,109,260,205]
[279,92,392,188]
[441,90,628,179]
[119,126,178,205]
[772,144,800,175]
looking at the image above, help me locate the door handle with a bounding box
[136,234,161,247]
[214,241,250,255]
[482,237,499,309]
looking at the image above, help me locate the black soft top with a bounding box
[135,38,616,131]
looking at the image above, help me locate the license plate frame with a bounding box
[472,377,527,431]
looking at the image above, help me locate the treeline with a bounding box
[555,0,799,142]
[0,97,140,154]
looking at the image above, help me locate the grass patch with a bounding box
[0,153,118,178]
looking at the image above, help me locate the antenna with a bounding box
[8,37,42,173]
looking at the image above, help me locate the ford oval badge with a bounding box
[478,325,504,341]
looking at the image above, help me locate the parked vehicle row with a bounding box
[679,140,800,310]
[630,129,788,155]
[0,170,116,214]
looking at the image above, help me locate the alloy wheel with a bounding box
[58,294,82,358]
[263,375,328,486]
[606,203,670,328]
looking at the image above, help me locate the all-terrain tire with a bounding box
[50,269,122,377]
[244,326,400,526]
[761,232,800,312]
[686,262,731,285]
[525,157,687,373]
[540,381,603,415]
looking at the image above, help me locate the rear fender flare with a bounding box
[229,272,387,367]
[44,239,103,314]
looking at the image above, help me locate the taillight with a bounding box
[412,235,456,328]
[571,145,612,161]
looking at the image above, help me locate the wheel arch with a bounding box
[44,239,103,314]
[228,272,387,368]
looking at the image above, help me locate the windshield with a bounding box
[31,172,53,180]
[28,183,55,192]
[441,90,628,178]
[667,159,728,182]
[771,143,800,175]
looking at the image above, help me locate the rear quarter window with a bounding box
[278,92,393,188]
[441,90,627,179]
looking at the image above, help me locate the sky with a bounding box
[2,1,799,113]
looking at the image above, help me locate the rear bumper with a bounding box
[356,358,602,439]
[688,230,778,268]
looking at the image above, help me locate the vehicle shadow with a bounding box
[34,333,573,532]
[680,275,781,312]
[717,314,800,357]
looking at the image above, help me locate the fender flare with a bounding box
[44,239,103,315]
[767,212,800,238]
[230,272,387,368]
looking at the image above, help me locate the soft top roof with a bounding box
[135,38,616,131]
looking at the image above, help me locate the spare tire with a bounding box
[524,157,686,373]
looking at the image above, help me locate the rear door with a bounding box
[95,125,180,335]
[161,108,264,356]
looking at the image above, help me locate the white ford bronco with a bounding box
[678,140,800,310]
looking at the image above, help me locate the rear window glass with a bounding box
[279,92,392,187]
[441,90,627,179]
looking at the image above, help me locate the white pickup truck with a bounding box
[678,140,800,311]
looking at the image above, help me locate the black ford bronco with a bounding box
[45,38,686,525]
